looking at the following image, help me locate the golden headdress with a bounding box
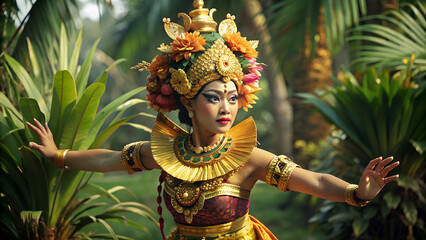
[132,0,263,112]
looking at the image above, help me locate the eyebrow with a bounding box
[203,89,238,95]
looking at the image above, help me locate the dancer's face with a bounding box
[189,80,239,135]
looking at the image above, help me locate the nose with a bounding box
[220,100,231,115]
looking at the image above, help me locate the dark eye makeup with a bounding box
[202,93,220,103]
[229,95,239,103]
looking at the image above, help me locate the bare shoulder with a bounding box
[227,147,276,189]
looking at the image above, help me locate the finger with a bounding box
[383,174,399,184]
[33,118,47,135]
[375,156,394,172]
[380,161,399,177]
[28,142,42,151]
[45,123,53,137]
[26,122,43,136]
[365,157,382,171]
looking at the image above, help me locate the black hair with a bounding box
[176,83,209,127]
[177,96,192,126]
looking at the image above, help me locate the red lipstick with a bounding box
[217,118,230,125]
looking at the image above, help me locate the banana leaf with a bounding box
[49,70,77,144]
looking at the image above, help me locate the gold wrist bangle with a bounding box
[345,184,369,207]
[54,149,69,169]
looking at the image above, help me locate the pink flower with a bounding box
[161,83,174,95]
[247,58,263,76]
[243,73,260,84]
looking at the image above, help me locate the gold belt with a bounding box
[174,213,256,239]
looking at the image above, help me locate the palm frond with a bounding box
[10,0,78,85]
[349,3,426,74]
[265,0,367,65]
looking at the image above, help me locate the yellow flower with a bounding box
[147,82,159,93]
[169,68,191,95]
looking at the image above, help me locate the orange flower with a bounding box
[171,31,206,62]
[238,83,261,111]
[149,55,171,80]
[224,32,258,59]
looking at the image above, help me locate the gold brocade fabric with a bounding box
[167,214,277,240]
[151,113,257,182]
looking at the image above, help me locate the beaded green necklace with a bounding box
[174,133,233,165]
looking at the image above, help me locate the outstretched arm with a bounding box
[27,118,159,172]
[253,148,399,204]
[287,156,399,202]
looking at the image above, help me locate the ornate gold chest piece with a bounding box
[164,173,250,223]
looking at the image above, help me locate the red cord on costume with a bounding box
[157,171,166,240]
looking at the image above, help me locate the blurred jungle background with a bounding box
[1,0,425,239]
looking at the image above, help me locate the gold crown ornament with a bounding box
[132,0,263,112]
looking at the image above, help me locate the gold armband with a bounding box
[54,149,69,169]
[345,184,369,207]
[121,141,150,174]
[265,155,299,192]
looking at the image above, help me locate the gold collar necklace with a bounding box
[151,113,257,182]
[187,134,225,154]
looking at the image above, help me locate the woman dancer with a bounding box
[27,1,399,239]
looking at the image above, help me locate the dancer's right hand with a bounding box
[26,119,58,161]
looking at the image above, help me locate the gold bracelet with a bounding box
[121,141,149,174]
[345,184,369,207]
[54,149,69,169]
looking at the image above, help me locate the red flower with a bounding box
[146,93,158,104]
[156,95,169,108]
[161,83,174,95]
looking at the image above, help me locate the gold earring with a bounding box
[188,111,194,118]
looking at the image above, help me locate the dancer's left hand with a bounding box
[356,156,399,200]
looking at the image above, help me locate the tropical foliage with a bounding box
[295,2,426,239]
[1,0,77,91]
[0,21,156,239]
[266,0,367,67]
[349,2,426,76]
[300,59,425,239]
